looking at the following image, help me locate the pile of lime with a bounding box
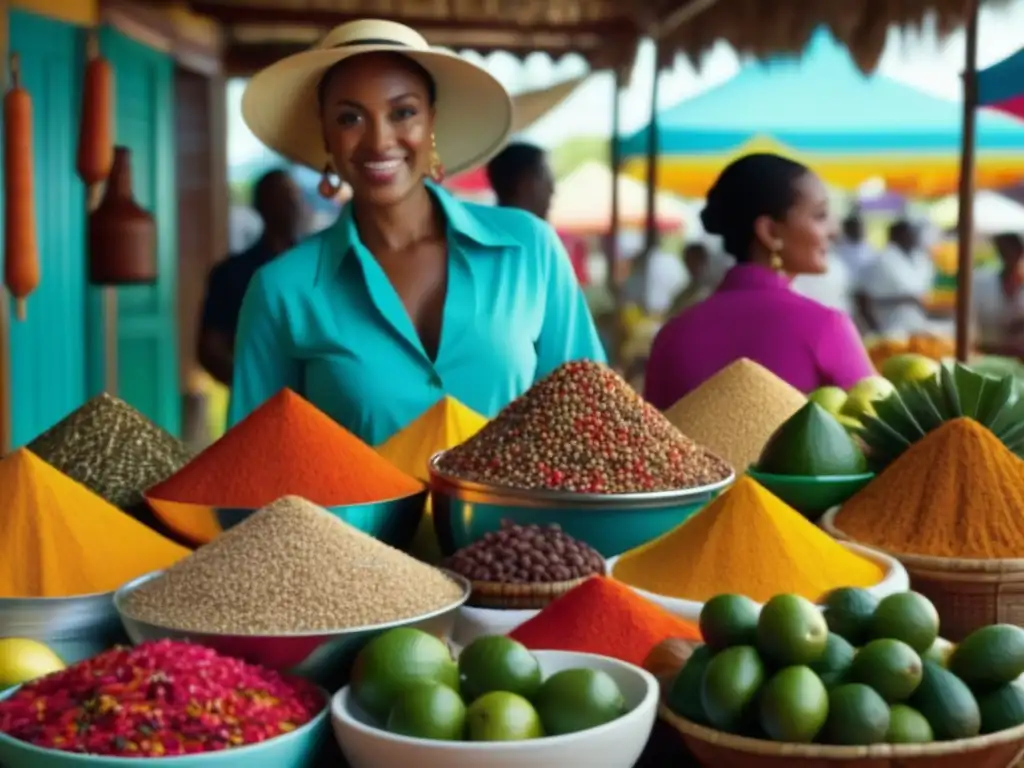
[666,589,1024,745]
[350,628,629,742]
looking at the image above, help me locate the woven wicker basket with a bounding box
[661,705,1024,767]
[820,508,1024,641]
[466,575,593,609]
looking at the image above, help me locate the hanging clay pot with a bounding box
[88,146,157,285]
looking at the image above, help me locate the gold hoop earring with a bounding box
[429,134,445,183]
[770,242,784,271]
[318,161,341,200]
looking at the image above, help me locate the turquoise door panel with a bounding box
[88,28,180,436]
[4,11,87,447]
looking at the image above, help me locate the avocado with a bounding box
[909,660,981,740]
[850,638,923,702]
[667,645,715,725]
[701,645,766,734]
[810,633,856,689]
[822,587,879,646]
[886,704,934,743]
[757,666,829,743]
[822,683,891,745]
[949,625,1024,692]
[700,594,760,651]
[756,402,867,476]
[977,682,1024,734]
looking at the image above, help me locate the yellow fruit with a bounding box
[0,638,64,688]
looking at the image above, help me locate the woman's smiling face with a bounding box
[319,52,435,208]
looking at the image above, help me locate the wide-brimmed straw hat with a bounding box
[242,19,513,176]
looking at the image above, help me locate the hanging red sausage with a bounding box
[3,53,40,321]
[76,32,113,187]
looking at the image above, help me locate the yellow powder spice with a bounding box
[377,397,488,562]
[0,449,190,598]
[612,476,883,603]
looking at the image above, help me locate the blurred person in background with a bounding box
[790,249,856,316]
[644,153,874,407]
[198,169,304,385]
[974,233,1024,357]
[859,219,944,337]
[835,212,877,278]
[668,242,719,315]
[486,141,589,286]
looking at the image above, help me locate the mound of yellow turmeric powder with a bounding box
[612,476,884,603]
[0,449,189,598]
[835,417,1024,559]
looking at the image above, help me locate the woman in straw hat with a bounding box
[229,20,606,445]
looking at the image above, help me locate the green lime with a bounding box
[351,627,455,722]
[810,633,856,689]
[870,592,939,653]
[700,594,760,651]
[458,635,542,703]
[534,668,627,736]
[465,691,543,741]
[977,682,1024,734]
[909,660,981,740]
[850,638,923,702]
[701,645,766,734]
[922,637,956,668]
[886,704,934,743]
[757,666,829,743]
[949,625,1024,692]
[667,645,715,725]
[386,681,466,741]
[822,683,891,745]
[822,587,879,645]
[756,594,828,667]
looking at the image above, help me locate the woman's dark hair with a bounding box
[316,53,438,111]
[486,142,547,202]
[700,153,811,260]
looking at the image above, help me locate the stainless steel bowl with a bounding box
[113,569,470,692]
[429,453,735,557]
[0,591,126,664]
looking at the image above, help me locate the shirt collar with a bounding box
[317,181,516,283]
[718,263,792,292]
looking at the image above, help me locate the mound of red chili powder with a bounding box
[0,640,323,757]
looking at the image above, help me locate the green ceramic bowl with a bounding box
[0,686,330,768]
[746,468,875,522]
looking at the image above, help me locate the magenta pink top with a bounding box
[644,264,875,409]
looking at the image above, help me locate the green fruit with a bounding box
[977,682,1024,734]
[808,386,847,416]
[923,638,956,668]
[757,402,867,476]
[351,628,455,722]
[822,587,879,646]
[756,594,829,667]
[881,354,940,387]
[458,635,542,703]
[886,704,934,743]
[870,592,940,653]
[534,668,626,736]
[822,683,891,745]
[386,682,466,741]
[949,625,1024,692]
[465,692,543,741]
[850,638,923,702]
[757,666,829,743]
[810,633,856,689]
[841,376,896,422]
[700,594,760,651]
[909,660,981,740]
[666,645,716,724]
[701,645,766,733]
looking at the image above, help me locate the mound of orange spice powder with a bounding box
[510,576,701,666]
[0,640,323,757]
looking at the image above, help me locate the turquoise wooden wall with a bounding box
[5,10,179,446]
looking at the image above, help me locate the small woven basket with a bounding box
[466,575,593,609]
[660,705,1024,768]
[821,508,1024,641]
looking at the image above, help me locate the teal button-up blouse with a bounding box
[227,183,607,446]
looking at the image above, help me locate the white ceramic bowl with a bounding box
[452,605,538,648]
[607,540,910,623]
[331,650,659,768]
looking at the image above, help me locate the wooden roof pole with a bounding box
[955,0,980,362]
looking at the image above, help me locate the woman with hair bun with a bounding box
[644,153,874,408]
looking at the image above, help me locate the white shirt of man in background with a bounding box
[974,233,1024,354]
[861,220,939,336]
[644,245,689,315]
[791,253,856,317]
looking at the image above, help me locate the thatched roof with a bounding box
[171,0,999,76]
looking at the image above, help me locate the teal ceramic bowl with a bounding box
[0,686,330,768]
[428,454,734,558]
[746,467,875,522]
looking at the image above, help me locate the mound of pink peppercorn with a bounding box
[0,640,323,757]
